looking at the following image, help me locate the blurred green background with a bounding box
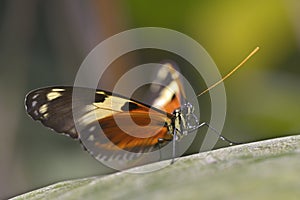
[1,0,299,199]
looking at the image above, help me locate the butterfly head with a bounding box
[180,102,199,131]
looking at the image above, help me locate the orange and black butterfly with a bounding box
[25,48,260,167]
[25,48,258,168]
[25,63,204,166]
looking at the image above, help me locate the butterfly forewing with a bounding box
[25,86,176,155]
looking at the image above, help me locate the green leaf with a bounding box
[11,135,300,200]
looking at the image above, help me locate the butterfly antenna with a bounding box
[197,47,259,97]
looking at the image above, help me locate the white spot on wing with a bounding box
[89,126,96,132]
[43,113,49,118]
[69,128,76,134]
[152,81,179,109]
[95,154,101,160]
[51,88,65,92]
[93,96,131,112]
[47,92,62,101]
[157,66,169,79]
[150,66,169,93]
[87,134,95,141]
[96,91,106,95]
[101,155,107,161]
[107,155,114,162]
[32,101,37,107]
[39,104,48,114]
[32,94,39,99]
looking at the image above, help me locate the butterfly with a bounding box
[25,63,203,166]
[25,45,259,168]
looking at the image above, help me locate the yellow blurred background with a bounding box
[0,0,299,199]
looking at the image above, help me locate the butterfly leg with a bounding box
[170,128,178,164]
[156,136,177,164]
[157,137,172,162]
[190,122,240,145]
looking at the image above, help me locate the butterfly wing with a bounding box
[25,63,184,162]
[25,86,173,153]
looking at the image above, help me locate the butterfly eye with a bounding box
[181,102,193,115]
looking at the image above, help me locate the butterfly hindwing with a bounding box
[146,62,184,114]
